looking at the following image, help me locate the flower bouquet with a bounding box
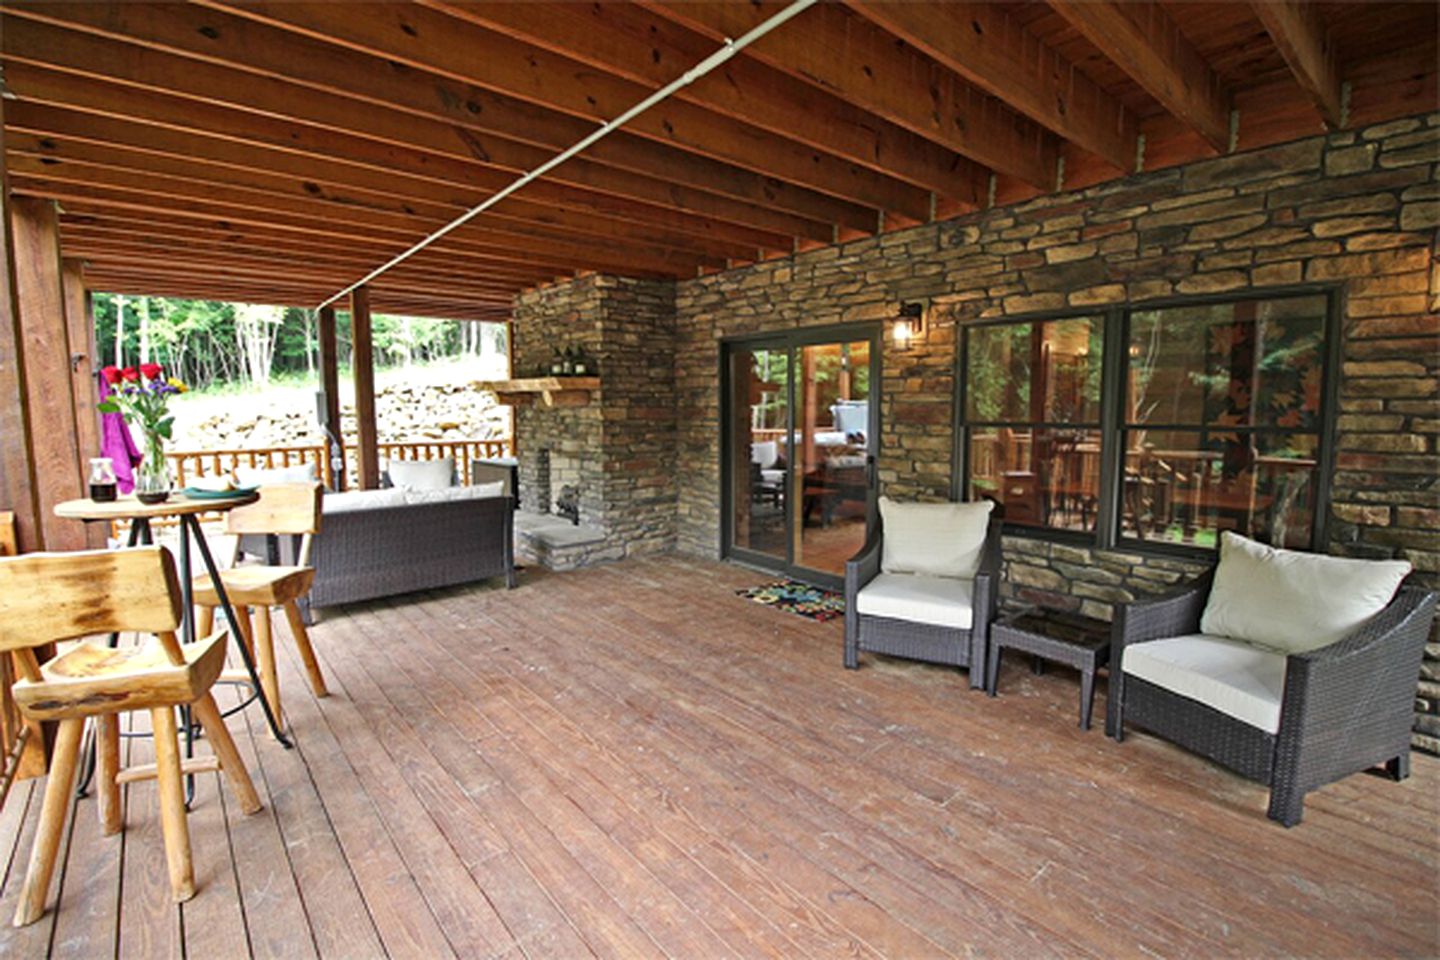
[98,363,188,503]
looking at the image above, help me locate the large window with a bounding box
[960,291,1335,553]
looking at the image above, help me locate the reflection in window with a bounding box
[1122,294,1327,549]
[964,316,1103,532]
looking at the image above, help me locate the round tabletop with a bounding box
[54,490,260,521]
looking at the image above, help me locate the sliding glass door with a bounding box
[723,325,880,588]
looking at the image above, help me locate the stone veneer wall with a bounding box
[512,275,677,559]
[666,113,1440,751]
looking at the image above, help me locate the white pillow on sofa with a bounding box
[1200,531,1411,655]
[386,457,455,491]
[878,497,993,579]
[234,463,318,486]
[402,481,504,505]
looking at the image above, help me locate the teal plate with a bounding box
[180,485,258,500]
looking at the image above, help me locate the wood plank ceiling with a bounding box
[1,1,1435,322]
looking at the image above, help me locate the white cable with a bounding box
[318,0,819,310]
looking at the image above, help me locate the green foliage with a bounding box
[92,293,506,393]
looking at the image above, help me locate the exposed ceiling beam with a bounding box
[1251,0,1344,129]
[1,14,873,235]
[838,0,1136,173]
[168,0,926,219]
[426,0,993,201]
[1047,0,1231,153]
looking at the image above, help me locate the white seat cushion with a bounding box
[402,481,504,505]
[1201,531,1411,654]
[322,488,409,513]
[879,497,993,579]
[234,462,318,487]
[855,573,974,630]
[1122,634,1288,734]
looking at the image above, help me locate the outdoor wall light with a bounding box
[894,301,926,344]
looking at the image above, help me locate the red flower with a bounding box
[139,363,164,380]
[120,367,140,382]
[100,365,123,385]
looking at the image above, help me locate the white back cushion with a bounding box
[751,441,778,469]
[234,462,318,487]
[322,488,408,513]
[1200,531,1411,654]
[879,497,993,579]
[1122,634,1286,733]
[402,481,504,505]
[387,457,455,491]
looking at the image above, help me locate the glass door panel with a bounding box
[728,346,789,563]
[793,340,873,577]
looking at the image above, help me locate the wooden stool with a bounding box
[0,546,262,926]
[193,483,328,733]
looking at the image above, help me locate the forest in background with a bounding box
[92,293,508,392]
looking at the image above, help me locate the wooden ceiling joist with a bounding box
[1251,0,1345,129]
[0,1,1432,315]
[1048,1,1232,153]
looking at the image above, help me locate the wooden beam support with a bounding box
[9,197,87,551]
[189,0,926,219]
[0,91,43,556]
[1047,0,1231,153]
[1251,1,1345,129]
[427,0,994,201]
[838,0,1137,172]
[2,6,880,232]
[349,286,380,491]
[316,305,345,492]
[61,259,105,548]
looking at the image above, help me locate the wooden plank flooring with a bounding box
[1,555,1436,958]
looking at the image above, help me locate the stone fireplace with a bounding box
[509,275,677,569]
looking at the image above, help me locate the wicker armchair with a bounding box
[1108,571,1437,826]
[843,516,1002,689]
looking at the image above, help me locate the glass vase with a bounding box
[135,433,171,504]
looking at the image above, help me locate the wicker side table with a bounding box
[986,608,1110,730]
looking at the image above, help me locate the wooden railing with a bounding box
[166,437,512,490]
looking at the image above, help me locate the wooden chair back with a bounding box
[0,546,183,653]
[225,483,323,537]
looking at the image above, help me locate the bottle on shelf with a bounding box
[561,346,575,375]
[550,348,565,376]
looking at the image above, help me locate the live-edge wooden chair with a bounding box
[0,545,262,926]
[194,482,328,733]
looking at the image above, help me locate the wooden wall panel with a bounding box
[61,260,105,548]
[0,93,41,554]
[349,286,380,490]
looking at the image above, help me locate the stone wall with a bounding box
[512,275,677,558]
[666,112,1439,749]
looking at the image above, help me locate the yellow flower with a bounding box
[168,377,189,393]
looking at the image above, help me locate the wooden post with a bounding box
[350,285,380,489]
[316,304,345,490]
[0,91,42,556]
[10,197,87,552]
[62,260,105,548]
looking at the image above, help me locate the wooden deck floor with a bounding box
[2,556,1436,958]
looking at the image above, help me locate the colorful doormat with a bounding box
[735,579,846,622]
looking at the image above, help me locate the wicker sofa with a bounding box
[1108,532,1435,826]
[294,491,516,619]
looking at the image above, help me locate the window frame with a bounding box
[954,284,1344,558]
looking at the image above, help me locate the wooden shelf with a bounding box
[474,376,600,408]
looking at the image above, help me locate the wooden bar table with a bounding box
[53,492,292,748]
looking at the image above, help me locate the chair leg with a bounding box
[253,607,282,735]
[1387,752,1411,782]
[232,606,255,660]
[190,693,262,815]
[195,604,214,638]
[282,600,328,698]
[96,713,123,835]
[151,707,196,902]
[13,717,84,927]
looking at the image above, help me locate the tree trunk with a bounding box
[138,295,150,365]
[113,292,125,367]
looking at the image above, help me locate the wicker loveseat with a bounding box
[844,498,1001,689]
[293,489,516,619]
[1108,532,1436,826]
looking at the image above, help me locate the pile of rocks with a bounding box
[172,379,509,450]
